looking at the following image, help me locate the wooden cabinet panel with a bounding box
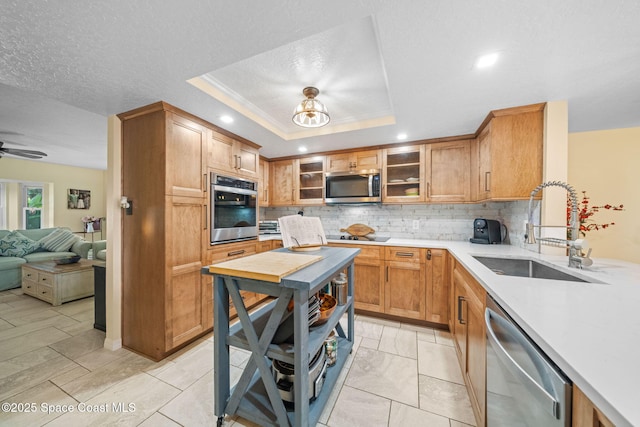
[237,143,259,178]
[425,140,470,202]
[425,248,448,325]
[573,385,615,427]
[256,240,273,253]
[258,158,270,207]
[167,113,206,198]
[382,145,425,203]
[208,129,259,179]
[326,149,381,172]
[296,156,325,205]
[270,160,295,206]
[385,259,425,319]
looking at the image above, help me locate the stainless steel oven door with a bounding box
[211,183,257,244]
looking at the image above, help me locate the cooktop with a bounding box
[326,234,391,242]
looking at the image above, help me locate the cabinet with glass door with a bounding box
[296,156,325,205]
[382,145,425,203]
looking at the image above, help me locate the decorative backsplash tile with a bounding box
[261,201,530,246]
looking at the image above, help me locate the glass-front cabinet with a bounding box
[382,145,425,203]
[296,156,325,205]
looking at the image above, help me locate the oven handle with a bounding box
[485,307,561,419]
[212,184,257,196]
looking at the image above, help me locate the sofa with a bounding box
[92,240,107,261]
[0,227,92,291]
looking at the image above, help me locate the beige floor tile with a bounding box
[58,351,155,402]
[360,337,379,349]
[45,372,181,427]
[73,346,130,371]
[0,380,77,427]
[354,318,385,340]
[434,329,455,347]
[0,347,64,380]
[389,400,450,427]
[49,364,91,387]
[152,340,213,390]
[0,315,78,341]
[0,291,23,304]
[359,315,401,329]
[138,412,182,426]
[417,341,464,384]
[0,327,71,362]
[48,328,105,360]
[159,369,217,425]
[0,318,13,331]
[418,375,476,426]
[3,306,61,326]
[52,298,93,316]
[57,319,95,336]
[327,385,391,427]
[378,326,417,358]
[450,420,475,427]
[346,347,419,407]
[416,330,437,343]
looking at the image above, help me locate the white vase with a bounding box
[86,222,94,233]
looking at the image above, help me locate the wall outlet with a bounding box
[412,220,420,230]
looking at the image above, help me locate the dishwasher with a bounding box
[485,295,572,426]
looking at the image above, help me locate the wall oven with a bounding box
[210,173,258,244]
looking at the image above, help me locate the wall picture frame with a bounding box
[68,189,91,209]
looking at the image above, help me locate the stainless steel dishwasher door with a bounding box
[485,296,572,427]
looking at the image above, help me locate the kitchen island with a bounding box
[259,235,640,426]
[203,246,360,427]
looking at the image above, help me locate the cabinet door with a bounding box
[354,258,385,313]
[466,293,486,427]
[296,156,325,205]
[259,158,270,207]
[452,269,468,370]
[270,160,295,206]
[167,113,206,198]
[326,153,353,172]
[573,385,615,427]
[208,130,236,173]
[237,143,259,179]
[384,253,425,320]
[353,149,381,170]
[425,141,470,202]
[425,249,448,325]
[256,240,273,253]
[382,145,425,203]
[166,195,205,350]
[477,125,492,201]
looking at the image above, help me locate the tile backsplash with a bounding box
[261,201,531,246]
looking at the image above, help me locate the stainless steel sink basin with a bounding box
[472,256,596,283]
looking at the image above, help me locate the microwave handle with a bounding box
[368,174,373,197]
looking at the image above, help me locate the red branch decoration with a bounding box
[567,191,624,237]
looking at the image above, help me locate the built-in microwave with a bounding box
[210,173,258,244]
[325,169,381,204]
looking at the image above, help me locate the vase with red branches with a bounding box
[567,191,624,238]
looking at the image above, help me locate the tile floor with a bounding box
[0,288,476,426]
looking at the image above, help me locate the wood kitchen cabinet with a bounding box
[384,246,426,319]
[424,140,471,203]
[120,101,209,361]
[425,248,449,325]
[258,157,270,207]
[208,129,260,179]
[473,103,544,201]
[326,149,381,172]
[382,145,425,203]
[452,259,486,427]
[573,385,615,427]
[270,159,295,206]
[296,156,325,205]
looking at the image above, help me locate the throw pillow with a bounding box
[0,231,41,257]
[38,228,80,252]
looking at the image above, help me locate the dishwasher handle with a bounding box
[485,307,561,419]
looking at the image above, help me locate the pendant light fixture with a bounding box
[292,87,330,128]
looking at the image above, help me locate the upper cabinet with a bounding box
[296,156,325,205]
[382,145,425,203]
[258,158,270,207]
[270,159,295,206]
[166,113,208,198]
[326,149,381,172]
[473,104,544,201]
[424,140,471,203]
[208,129,259,180]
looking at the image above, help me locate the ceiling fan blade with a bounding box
[0,149,46,159]
[2,148,47,157]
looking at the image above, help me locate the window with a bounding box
[22,185,43,229]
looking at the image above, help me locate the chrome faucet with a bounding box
[525,181,593,268]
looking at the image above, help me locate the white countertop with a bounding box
[260,234,640,425]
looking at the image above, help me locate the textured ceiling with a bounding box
[0,0,639,169]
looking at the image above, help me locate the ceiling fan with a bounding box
[0,141,47,159]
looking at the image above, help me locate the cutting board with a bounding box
[208,251,323,283]
[340,223,375,237]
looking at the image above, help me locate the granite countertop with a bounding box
[259,234,640,426]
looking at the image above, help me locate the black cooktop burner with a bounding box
[326,234,390,242]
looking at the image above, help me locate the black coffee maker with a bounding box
[470,218,502,244]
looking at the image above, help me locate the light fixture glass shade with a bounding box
[292,87,330,128]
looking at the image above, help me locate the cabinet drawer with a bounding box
[22,279,37,296]
[331,243,384,260]
[385,246,423,263]
[36,284,54,303]
[38,272,55,286]
[208,240,257,263]
[22,268,36,281]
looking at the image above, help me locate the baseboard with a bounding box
[103,337,122,351]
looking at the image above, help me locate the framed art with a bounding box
[68,189,91,209]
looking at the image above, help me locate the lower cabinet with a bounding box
[452,259,486,427]
[573,385,615,427]
[385,246,426,320]
[425,248,448,324]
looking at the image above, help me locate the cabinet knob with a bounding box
[427,249,432,260]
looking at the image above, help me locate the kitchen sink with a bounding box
[472,256,597,283]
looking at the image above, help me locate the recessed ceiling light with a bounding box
[298,146,308,153]
[220,115,234,124]
[475,52,499,69]
[397,133,407,140]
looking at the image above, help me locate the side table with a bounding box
[22,260,95,306]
